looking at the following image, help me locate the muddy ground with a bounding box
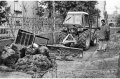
[0,33,120,78]
[56,33,120,78]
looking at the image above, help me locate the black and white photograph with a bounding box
[0,0,120,78]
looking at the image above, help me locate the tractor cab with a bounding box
[63,11,90,34]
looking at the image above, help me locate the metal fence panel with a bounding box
[7,16,63,44]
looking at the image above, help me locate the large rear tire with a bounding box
[77,31,91,50]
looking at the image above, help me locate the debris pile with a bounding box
[0,43,56,78]
[15,54,53,72]
[16,45,55,77]
[0,45,19,68]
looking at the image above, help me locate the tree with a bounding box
[116,15,120,27]
[36,1,47,17]
[36,7,45,17]
[0,1,8,25]
[0,1,15,37]
[38,1,100,23]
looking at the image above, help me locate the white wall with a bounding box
[7,1,22,17]
[97,1,105,20]
[7,1,38,18]
[22,1,38,18]
[96,1,106,26]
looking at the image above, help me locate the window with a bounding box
[0,29,1,34]
[84,14,89,27]
[0,29,3,34]
[3,29,5,34]
[64,14,74,24]
[74,14,82,25]
[0,28,9,34]
[64,14,82,25]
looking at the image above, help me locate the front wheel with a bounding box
[83,37,90,50]
[91,37,97,46]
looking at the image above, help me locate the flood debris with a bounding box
[0,43,56,78]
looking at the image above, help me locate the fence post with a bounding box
[116,53,120,78]
[52,1,56,44]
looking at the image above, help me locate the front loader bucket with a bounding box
[47,44,83,60]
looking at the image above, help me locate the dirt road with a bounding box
[56,45,99,78]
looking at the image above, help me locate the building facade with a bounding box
[5,1,39,36]
[107,11,119,27]
[7,1,38,18]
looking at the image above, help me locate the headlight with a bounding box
[91,29,95,33]
[71,29,74,32]
[78,28,83,31]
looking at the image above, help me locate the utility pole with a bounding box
[52,0,56,43]
[22,1,24,30]
[14,0,15,33]
[14,0,18,33]
[103,0,108,23]
[22,1,26,31]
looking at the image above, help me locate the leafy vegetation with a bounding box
[116,15,120,27]
[0,1,11,25]
[0,1,7,25]
[37,1,100,23]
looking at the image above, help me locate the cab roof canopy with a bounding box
[0,27,9,29]
[67,11,89,15]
